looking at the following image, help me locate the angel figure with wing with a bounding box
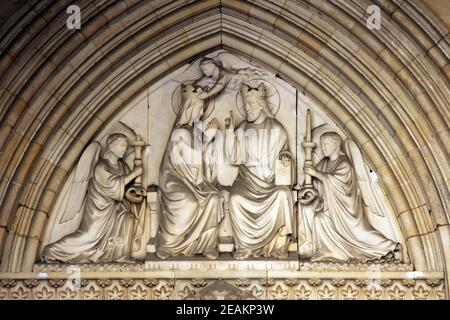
[303,132,402,263]
[181,55,269,101]
[41,133,144,263]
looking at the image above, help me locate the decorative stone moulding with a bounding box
[0,272,445,300]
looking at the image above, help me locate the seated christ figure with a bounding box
[225,83,295,260]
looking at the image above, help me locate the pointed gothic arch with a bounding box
[0,0,448,298]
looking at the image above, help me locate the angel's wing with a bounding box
[172,60,204,84]
[58,142,101,223]
[344,139,386,217]
[215,52,251,70]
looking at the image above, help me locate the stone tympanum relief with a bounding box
[40,133,150,263]
[39,51,406,268]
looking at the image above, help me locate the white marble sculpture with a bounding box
[225,83,295,260]
[41,133,145,263]
[302,132,402,263]
[39,52,407,268]
[156,84,225,260]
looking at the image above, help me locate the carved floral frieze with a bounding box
[0,277,445,300]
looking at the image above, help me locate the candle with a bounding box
[306,109,311,142]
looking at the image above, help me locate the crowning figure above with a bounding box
[157,84,224,260]
[303,132,402,263]
[193,57,269,100]
[225,83,295,260]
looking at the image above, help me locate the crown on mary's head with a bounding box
[181,83,203,98]
[241,83,266,99]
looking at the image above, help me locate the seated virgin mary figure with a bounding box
[156,84,224,260]
[225,83,295,260]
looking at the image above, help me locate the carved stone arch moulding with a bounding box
[0,0,448,299]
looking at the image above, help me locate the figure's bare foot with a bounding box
[116,257,136,263]
[272,252,288,260]
[204,250,219,260]
[234,250,251,260]
[310,253,326,262]
[156,250,170,260]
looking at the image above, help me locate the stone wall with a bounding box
[0,0,448,299]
